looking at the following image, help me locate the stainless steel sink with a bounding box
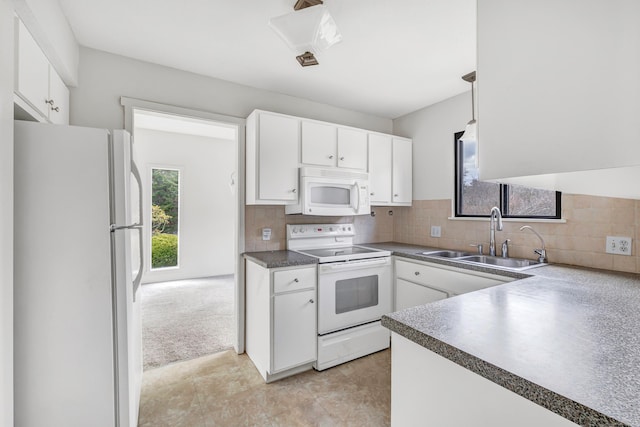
[457,255,546,271]
[420,250,475,258]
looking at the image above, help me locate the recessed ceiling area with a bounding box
[57,0,476,119]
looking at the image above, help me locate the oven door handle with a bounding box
[320,258,389,271]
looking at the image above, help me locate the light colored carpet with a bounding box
[141,275,234,370]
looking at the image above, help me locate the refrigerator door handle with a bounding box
[130,162,144,297]
[110,223,142,232]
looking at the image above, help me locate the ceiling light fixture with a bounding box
[269,1,342,67]
[296,51,319,67]
[459,71,477,143]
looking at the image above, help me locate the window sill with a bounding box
[448,216,567,224]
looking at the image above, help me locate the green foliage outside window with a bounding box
[151,168,179,269]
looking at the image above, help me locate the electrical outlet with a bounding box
[430,225,441,238]
[605,236,632,255]
[262,228,272,241]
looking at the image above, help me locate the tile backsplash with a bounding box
[244,206,394,252]
[392,195,640,274]
[246,194,640,274]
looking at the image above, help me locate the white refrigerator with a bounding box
[14,120,144,427]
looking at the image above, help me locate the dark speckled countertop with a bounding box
[243,250,317,269]
[372,242,640,427]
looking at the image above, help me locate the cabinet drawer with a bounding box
[395,259,510,296]
[273,267,316,293]
[396,259,434,284]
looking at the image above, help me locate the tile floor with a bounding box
[138,348,391,427]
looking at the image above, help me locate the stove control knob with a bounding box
[292,227,298,234]
[329,227,334,232]
[348,226,352,231]
[299,228,305,234]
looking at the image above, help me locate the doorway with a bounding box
[131,108,241,369]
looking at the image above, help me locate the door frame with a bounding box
[121,96,246,354]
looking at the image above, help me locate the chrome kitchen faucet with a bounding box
[489,207,503,256]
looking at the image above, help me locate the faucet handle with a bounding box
[470,243,483,254]
[534,248,548,263]
[501,239,511,258]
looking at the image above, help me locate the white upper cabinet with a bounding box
[337,128,367,170]
[246,111,300,205]
[301,121,337,167]
[301,121,367,170]
[16,20,49,119]
[392,137,412,205]
[15,19,69,125]
[368,133,392,204]
[477,0,640,182]
[246,109,413,206]
[367,134,412,206]
[47,68,69,125]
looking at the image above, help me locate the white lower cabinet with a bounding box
[391,333,579,427]
[395,278,448,311]
[272,289,316,372]
[245,260,317,382]
[394,257,513,310]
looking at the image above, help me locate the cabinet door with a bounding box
[273,289,317,373]
[258,113,300,202]
[337,128,368,170]
[396,278,447,311]
[301,121,336,167]
[368,133,392,204]
[16,20,49,119]
[48,69,69,125]
[392,138,412,205]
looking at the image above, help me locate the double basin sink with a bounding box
[420,250,546,271]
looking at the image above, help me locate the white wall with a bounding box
[12,0,79,85]
[70,47,392,133]
[136,128,235,283]
[393,91,470,200]
[0,1,13,426]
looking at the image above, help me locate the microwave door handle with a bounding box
[354,181,360,212]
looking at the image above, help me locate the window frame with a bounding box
[454,131,561,219]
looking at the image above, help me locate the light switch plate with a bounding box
[605,236,632,255]
[430,225,441,238]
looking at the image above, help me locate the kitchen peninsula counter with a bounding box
[373,242,640,426]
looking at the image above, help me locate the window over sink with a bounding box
[454,131,561,219]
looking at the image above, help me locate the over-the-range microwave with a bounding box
[285,167,371,216]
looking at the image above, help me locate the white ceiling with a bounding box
[57,0,476,119]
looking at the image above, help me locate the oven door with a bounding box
[317,257,392,335]
[300,177,370,216]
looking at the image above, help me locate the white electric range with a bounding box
[287,224,392,370]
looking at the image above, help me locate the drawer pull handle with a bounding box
[309,299,315,304]
[340,156,345,161]
[329,155,334,159]
[294,278,299,283]
[414,271,420,276]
